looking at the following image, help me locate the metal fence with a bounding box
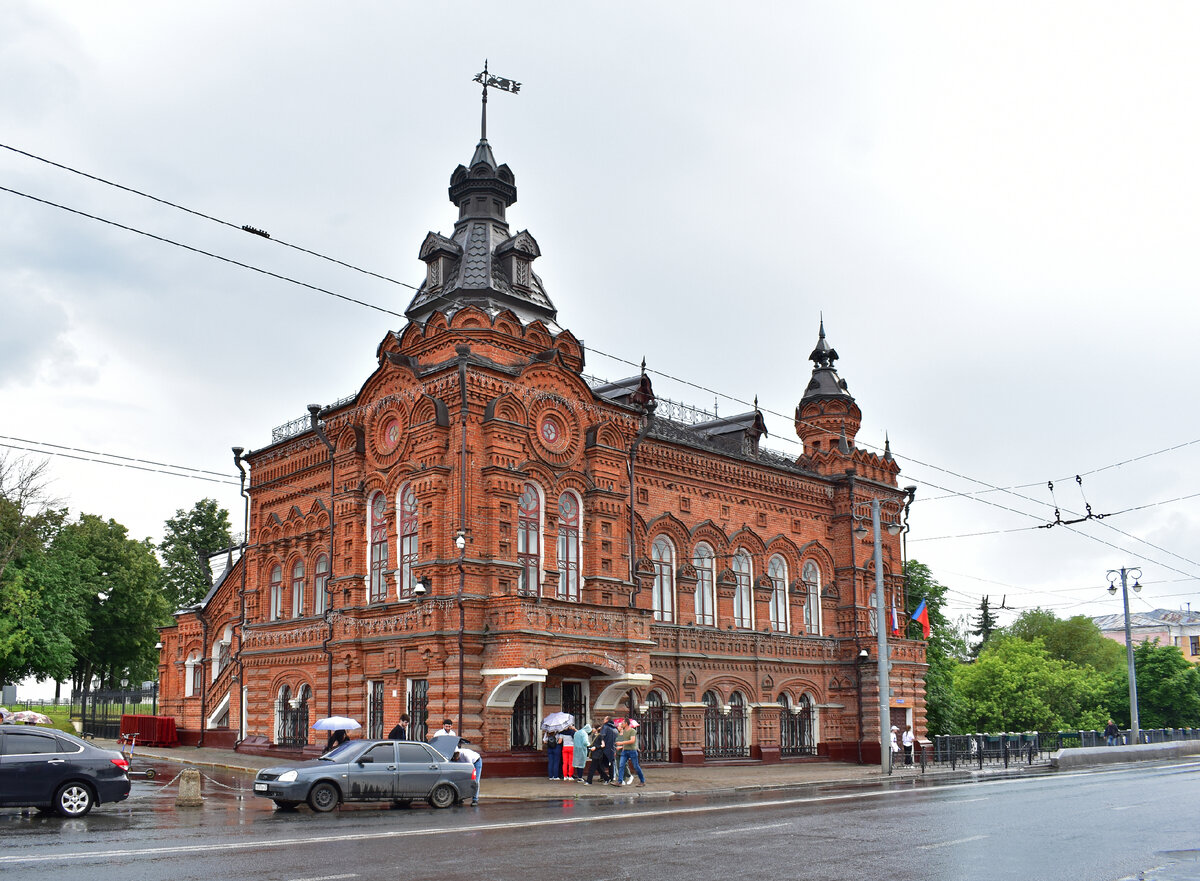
[927,727,1200,771]
[71,685,159,740]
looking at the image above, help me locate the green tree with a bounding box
[159,498,232,611]
[1105,641,1200,729]
[970,595,999,657]
[56,514,168,692]
[954,636,1109,732]
[1005,608,1124,673]
[0,453,72,686]
[904,560,967,735]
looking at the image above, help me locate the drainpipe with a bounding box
[309,404,337,718]
[232,447,251,743]
[456,346,470,735]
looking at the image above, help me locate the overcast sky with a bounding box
[3,1,1199,629]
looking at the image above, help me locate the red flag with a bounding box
[912,599,931,639]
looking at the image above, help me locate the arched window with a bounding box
[651,537,675,623]
[212,624,234,681]
[780,692,816,756]
[728,691,748,756]
[291,559,305,618]
[732,549,753,629]
[556,491,581,601]
[313,553,329,616]
[184,651,202,697]
[518,483,542,596]
[694,542,715,626]
[268,564,283,621]
[803,560,822,635]
[768,555,788,632]
[368,491,389,603]
[398,484,419,598]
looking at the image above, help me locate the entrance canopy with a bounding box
[482,667,548,708]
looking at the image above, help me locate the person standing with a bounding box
[387,713,410,740]
[545,728,563,780]
[1104,718,1120,746]
[559,725,576,782]
[889,725,900,766]
[453,741,483,806]
[587,716,616,784]
[901,724,915,765]
[571,724,591,781]
[611,719,645,787]
[431,719,457,739]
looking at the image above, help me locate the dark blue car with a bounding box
[0,724,131,817]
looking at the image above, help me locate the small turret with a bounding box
[795,320,862,463]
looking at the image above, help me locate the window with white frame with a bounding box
[291,559,305,618]
[398,484,418,598]
[184,651,201,697]
[368,491,389,603]
[694,542,715,626]
[518,483,542,596]
[732,549,753,629]
[803,560,822,635]
[768,554,788,632]
[556,491,581,601]
[652,536,675,622]
[268,564,283,621]
[313,553,329,615]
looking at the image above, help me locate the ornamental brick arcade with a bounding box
[157,127,926,772]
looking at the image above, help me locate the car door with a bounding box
[394,743,443,797]
[344,742,399,802]
[0,729,71,806]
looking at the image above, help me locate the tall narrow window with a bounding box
[652,537,675,623]
[803,560,822,635]
[556,492,581,601]
[269,564,283,621]
[694,542,715,626]
[368,492,389,603]
[732,549,753,629]
[398,484,418,598]
[518,483,541,596]
[313,553,329,616]
[291,559,305,618]
[768,554,788,632]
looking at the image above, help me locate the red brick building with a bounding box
[158,126,926,771]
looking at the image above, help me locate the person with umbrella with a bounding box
[312,716,360,754]
[540,712,572,780]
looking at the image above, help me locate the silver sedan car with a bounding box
[253,739,476,812]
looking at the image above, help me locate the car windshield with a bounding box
[318,741,361,762]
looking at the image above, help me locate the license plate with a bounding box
[254,783,267,792]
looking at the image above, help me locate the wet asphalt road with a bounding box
[3,758,1200,881]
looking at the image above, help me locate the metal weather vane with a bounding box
[473,60,521,140]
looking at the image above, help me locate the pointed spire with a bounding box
[838,424,850,454]
[884,433,893,461]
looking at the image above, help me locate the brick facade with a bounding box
[157,130,927,770]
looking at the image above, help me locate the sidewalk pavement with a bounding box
[97,739,967,801]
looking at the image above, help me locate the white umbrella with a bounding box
[10,710,52,725]
[540,712,574,733]
[312,716,361,731]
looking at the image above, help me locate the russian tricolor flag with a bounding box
[911,598,931,639]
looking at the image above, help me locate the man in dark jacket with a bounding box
[587,717,617,784]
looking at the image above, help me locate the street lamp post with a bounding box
[853,497,904,775]
[1107,566,1142,745]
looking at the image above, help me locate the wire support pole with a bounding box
[1107,566,1143,744]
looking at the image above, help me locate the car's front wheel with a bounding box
[428,783,457,809]
[54,782,95,817]
[307,782,340,813]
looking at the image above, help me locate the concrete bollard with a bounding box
[175,767,203,807]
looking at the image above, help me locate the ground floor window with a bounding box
[703,690,748,758]
[642,690,670,762]
[780,693,815,756]
[367,680,384,739]
[277,684,310,747]
[561,680,586,727]
[407,678,428,742]
[512,684,539,749]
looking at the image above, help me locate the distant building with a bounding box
[1092,609,1200,662]
[157,117,926,771]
